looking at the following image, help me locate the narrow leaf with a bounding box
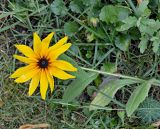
[63,72,98,102]
[61,55,98,102]
[126,80,153,117]
[90,79,139,110]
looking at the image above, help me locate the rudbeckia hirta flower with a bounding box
[10,32,77,100]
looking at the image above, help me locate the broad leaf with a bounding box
[69,0,84,13]
[126,80,153,117]
[99,5,129,24]
[138,18,160,36]
[63,72,98,102]
[61,55,98,102]
[117,16,137,31]
[115,35,131,51]
[64,22,79,36]
[90,79,139,110]
[50,0,68,16]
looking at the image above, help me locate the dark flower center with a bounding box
[38,58,48,68]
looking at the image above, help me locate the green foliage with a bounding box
[116,16,137,31]
[69,0,84,13]
[138,35,149,53]
[118,16,160,53]
[136,0,150,17]
[64,22,79,36]
[101,62,117,73]
[63,72,98,102]
[117,111,125,125]
[137,97,160,123]
[151,37,160,53]
[99,5,130,24]
[61,55,98,103]
[50,0,68,16]
[126,80,153,117]
[115,35,131,51]
[90,79,138,110]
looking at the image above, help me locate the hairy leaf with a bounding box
[137,97,160,123]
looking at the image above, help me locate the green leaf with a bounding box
[99,5,118,24]
[63,72,98,102]
[117,16,137,31]
[137,97,160,123]
[61,55,98,103]
[99,5,130,24]
[136,0,151,17]
[61,55,98,102]
[69,0,84,13]
[117,111,125,125]
[89,79,138,110]
[117,7,130,21]
[150,36,160,53]
[138,35,149,53]
[0,21,20,33]
[64,22,79,36]
[101,62,117,73]
[115,35,130,51]
[50,0,68,16]
[138,18,160,36]
[126,80,154,117]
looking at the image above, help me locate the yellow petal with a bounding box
[13,55,36,64]
[45,69,54,93]
[48,43,71,60]
[40,69,48,100]
[33,32,41,54]
[41,32,54,57]
[49,67,75,80]
[42,32,54,48]
[49,36,68,52]
[15,45,37,58]
[28,73,40,96]
[51,60,77,71]
[10,64,36,78]
[15,68,40,83]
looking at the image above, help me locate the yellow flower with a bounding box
[10,32,77,100]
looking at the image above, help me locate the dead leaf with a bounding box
[137,0,142,4]
[19,123,50,129]
[0,99,4,107]
[152,120,160,128]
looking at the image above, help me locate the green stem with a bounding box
[81,67,160,86]
[81,67,143,81]
[127,0,137,16]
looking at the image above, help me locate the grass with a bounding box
[1,0,160,129]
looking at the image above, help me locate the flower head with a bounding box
[10,32,77,100]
